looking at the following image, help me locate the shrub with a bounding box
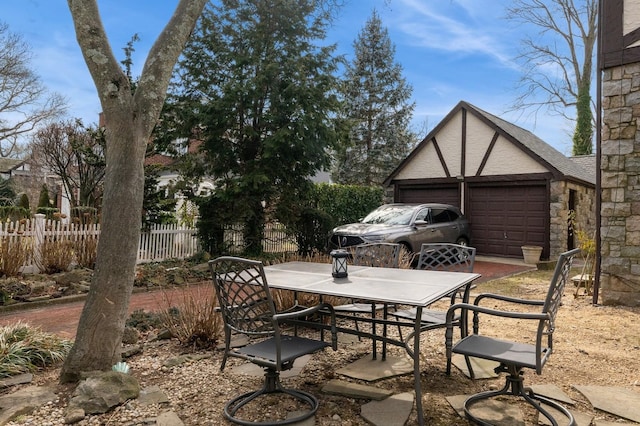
[74,235,98,269]
[0,322,72,378]
[158,285,222,350]
[38,238,74,274]
[0,237,30,277]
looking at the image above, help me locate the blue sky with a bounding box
[3,0,576,155]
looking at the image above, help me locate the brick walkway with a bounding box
[0,260,531,338]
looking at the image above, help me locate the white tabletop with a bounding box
[264,261,480,306]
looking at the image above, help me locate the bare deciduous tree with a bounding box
[0,22,66,158]
[30,120,105,211]
[507,0,597,155]
[60,0,207,382]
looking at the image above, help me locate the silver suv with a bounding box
[328,203,471,254]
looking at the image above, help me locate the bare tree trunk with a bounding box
[61,0,207,383]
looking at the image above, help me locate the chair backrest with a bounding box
[209,256,276,337]
[537,247,581,368]
[416,243,476,272]
[353,243,401,268]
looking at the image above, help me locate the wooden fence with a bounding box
[0,214,201,272]
[0,215,299,273]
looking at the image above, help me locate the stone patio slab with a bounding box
[529,384,575,405]
[445,394,525,425]
[361,392,414,426]
[230,354,311,378]
[451,354,499,379]
[573,385,640,423]
[336,353,413,382]
[321,379,393,400]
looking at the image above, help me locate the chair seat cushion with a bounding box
[392,308,459,325]
[235,335,329,370]
[452,334,545,370]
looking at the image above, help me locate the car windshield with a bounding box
[362,205,417,225]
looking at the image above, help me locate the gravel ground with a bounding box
[5,268,640,425]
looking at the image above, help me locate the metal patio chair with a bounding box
[391,243,476,372]
[331,242,401,358]
[209,256,337,426]
[444,248,580,426]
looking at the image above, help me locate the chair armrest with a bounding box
[444,302,551,362]
[474,293,545,307]
[446,302,550,323]
[274,303,338,350]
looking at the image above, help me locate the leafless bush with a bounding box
[38,238,74,274]
[158,286,222,350]
[0,237,30,277]
[73,236,98,269]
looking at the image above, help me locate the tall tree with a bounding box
[0,22,66,158]
[61,0,207,383]
[30,120,106,211]
[506,0,597,155]
[170,0,341,255]
[333,9,415,186]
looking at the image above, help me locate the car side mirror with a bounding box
[414,220,428,226]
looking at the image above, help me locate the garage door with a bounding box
[467,183,547,258]
[397,184,460,207]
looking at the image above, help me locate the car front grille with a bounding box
[330,235,365,248]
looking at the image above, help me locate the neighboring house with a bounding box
[0,158,25,180]
[384,100,596,260]
[144,138,214,223]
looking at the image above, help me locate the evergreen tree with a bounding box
[171,0,341,255]
[0,177,15,206]
[333,10,416,186]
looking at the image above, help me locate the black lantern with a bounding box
[330,249,349,278]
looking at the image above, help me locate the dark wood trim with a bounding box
[601,0,640,68]
[476,131,499,176]
[383,101,468,186]
[431,137,451,177]
[463,103,565,180]
[464,173,551,185]
[461,108,467,177]
[391,177,460,186]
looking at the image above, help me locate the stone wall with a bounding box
[601,64,640,306]
[549,180,596,259]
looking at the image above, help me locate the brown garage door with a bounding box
[396,184,460,207]
[467,183,548,258]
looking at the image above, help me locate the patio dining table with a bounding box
[263,261,481,426]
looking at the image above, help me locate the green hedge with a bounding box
[312,183,384,228]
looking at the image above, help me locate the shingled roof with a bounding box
[463,102,596,185]
[0,158,25,174]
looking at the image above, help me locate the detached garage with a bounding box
[384,101,596,260]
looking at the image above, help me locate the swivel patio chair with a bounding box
[445,248,580,426]
[209,256,337,426]
[331,242,401,358]
[391,243,476,372]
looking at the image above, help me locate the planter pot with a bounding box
[521,245,543,265]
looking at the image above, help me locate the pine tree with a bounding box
[333,10,416,186]
[170,0,341,255]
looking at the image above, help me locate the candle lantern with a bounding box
[330,249,349,278]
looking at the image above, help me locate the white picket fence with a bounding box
[138,223,200,263]
[0,214,201,272]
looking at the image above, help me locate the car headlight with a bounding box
[364,234,390,242]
